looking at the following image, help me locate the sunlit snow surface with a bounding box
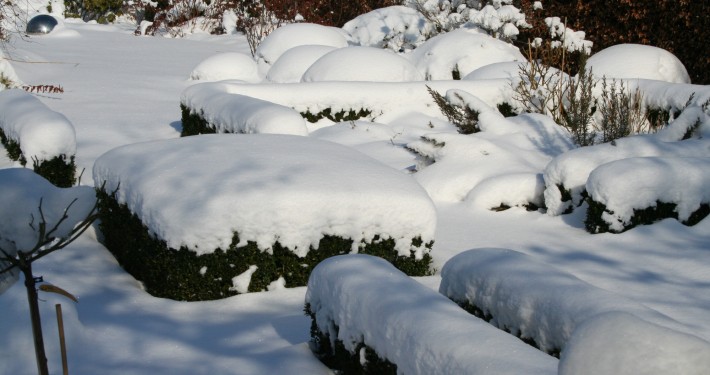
[0,9,709,375]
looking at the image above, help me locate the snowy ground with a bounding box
[1,18,709,375]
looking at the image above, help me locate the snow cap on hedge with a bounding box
[0,89,76,162]
[266,45,337,83]
[93,134,436,257]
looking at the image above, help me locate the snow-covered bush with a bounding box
[544,130,710,217]
[265,44,336,83]
[586,44,690,84]
[305,254,557,374]
[559,312,710,375]
[302,46,423,83]
[180,86,308,136]
[0,89,77,187]
[188,52,260,82]
[254,23,348,71]
[93,134,436,300]
[343,6,433,52]
[408,29,525,80]
[439,248,686,356]
[406,0,530,42]
[585,157,710,233]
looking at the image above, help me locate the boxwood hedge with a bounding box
[585,198,710,234]
[0,128,76,187]
[96,189,433,301]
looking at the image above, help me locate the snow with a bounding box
[0,168,94,292]
[306,254,558,374]
[559,312,710,375]
[254,23,348,69]
[302,46,423,82]
[266,45,337,83]
[587,44,691,84]
[188,52,260,82]
[463,61,522,80]
[586,157,710,231]
[230,265,258,294]
[0,89,76,162]
[0,8,708,375]
[92,134,436,257]
[343,6,432,51]
[180,85,308,135]
[408,29,525,80]
[439,248,690,354]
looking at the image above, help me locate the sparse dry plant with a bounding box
[596,78,647,144]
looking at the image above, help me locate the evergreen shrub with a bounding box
[180,104,216,136]
[0,128,76,187]
[304,303,397,374]
[585,199,710,234]
[96,189,433,301]
[300,107,372,124]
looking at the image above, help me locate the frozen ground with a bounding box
[0,16,709,375]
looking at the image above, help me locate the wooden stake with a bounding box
[55,304,68,375]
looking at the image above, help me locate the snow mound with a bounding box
[189,52,260,82]
[181,84,308,136]
[463,61,522,80]
[586,156,710,231]
[255,23,348,68]
[586,44,690,84]
[302,46,423,82]
[559,312,710,375]
[409,91,573,202]
[0,89,76,162]
[343,5,431,52]
[439,248,686,354]
[408,29,524,80]
[306,254,557,375]
[465,172,545,210]
[0,168,95,293]
[92,134,436,257]
[266,45,337,83]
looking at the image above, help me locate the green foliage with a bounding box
[180,104,216,136]
[300,107,372,124]
[32,155,77,188]
[585,199,710,234]
[64,0,123,21]
[427,86,480,134]
[305,303,398,374]
[0,128,24,163]
[0,129,76,187]
[96,189,433,301]
[496,102,517,118]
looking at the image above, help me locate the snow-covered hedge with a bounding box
[585,157,710,233]
[93,134,436,300]
[305,254,557,375]
[559,312,710,375]
[439,248,683,356]
[181,80,514,128]
[179,89,308,136]
[543,82,710,217]
[0,89,77,187]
